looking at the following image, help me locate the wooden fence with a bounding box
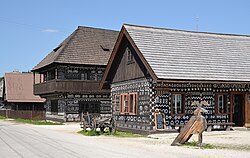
[0,110,45,120]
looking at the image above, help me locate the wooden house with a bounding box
[32,26,118,122]
[3,72,45,110]
[101,24,250,133]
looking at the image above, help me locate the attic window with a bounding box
[100,45,110,52]
[126,47,134,64]
[53,44,62,52]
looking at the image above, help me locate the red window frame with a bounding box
[120,92,138,115]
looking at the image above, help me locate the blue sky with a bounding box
[0,0,250,77]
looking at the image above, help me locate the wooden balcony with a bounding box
[34,79,110,95]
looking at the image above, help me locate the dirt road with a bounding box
[0,120,250,158]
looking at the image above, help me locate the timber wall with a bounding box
[45,93,111,122]
[111,78,154,131]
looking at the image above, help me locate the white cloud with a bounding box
[43,29,59,33]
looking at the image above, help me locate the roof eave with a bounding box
[100,26,126,89]
[156,78,250,84]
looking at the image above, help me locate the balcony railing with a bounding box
[34,79,109,95]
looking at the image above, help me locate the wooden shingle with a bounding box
[33,26,119,71]
[124,24,250,82]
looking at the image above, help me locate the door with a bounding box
[233,94,244,126]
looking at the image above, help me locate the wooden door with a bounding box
[232,94,244,126]
[245,94,250,127]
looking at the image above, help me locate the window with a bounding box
[53,44,62,52]
[100,45,110,51]
[58,68,65,80]
[171,94,185,115]
[81,72,89,80]
[126,47,134,64]
[120,93,138,115]
[51,100,58,114]
[79,101,100,114]
[43,72,47,82]
[66,68,80,79]
[46,70,55,81]
[97,71,103,81]
[90,70,96,80]
[216,94,229,114]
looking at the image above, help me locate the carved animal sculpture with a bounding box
[171,100,209,146]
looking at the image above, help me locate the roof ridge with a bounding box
[77,25,118,32]
[124,24,250,38]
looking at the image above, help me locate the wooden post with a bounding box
[230,92,233,124]
[47,71,49,81]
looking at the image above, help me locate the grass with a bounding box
[182,140,217,149]
[78,129,144,138]
[111,131,145,138]
[183,140,250,151]
[78,130,101,136]
[14,119,63,125]
[0,116,6,119]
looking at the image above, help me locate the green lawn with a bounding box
[0,116,6,119]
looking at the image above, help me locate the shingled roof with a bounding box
[33,26,119,71]
[4,73,45,103]
[123,24,250,82]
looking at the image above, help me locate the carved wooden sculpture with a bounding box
[171,100,209,146]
